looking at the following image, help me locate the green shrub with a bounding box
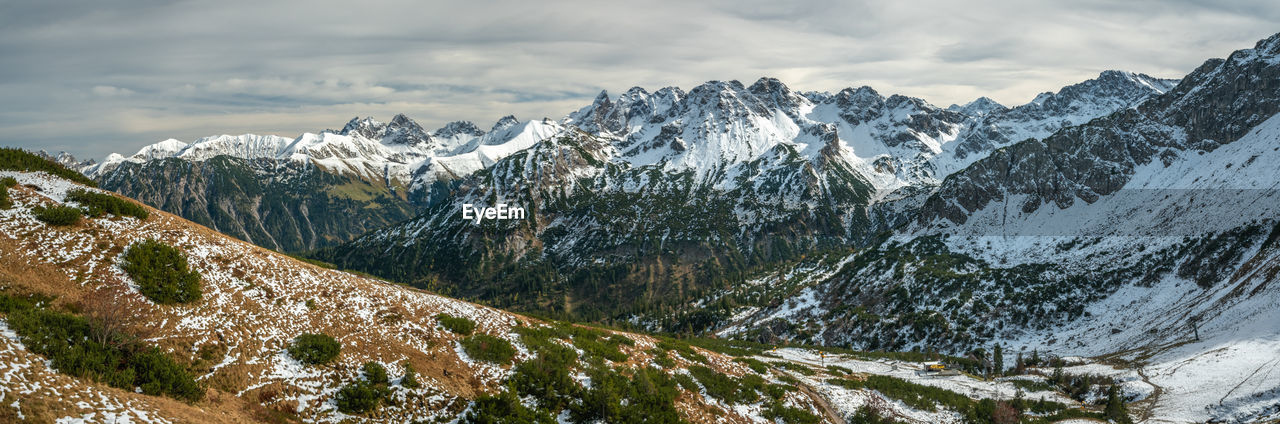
[464,391,556,424]
[121,239,202,304]
[5,301,202,402]
[361,361,388,384]
[0,177,14,209]
[673,373,698,392]
[510,342,579,411]
[762,383,790,400]
[460,334,516,364]
[830,375,969,412]
[0,184,10,210]
[436,313,476,335]
[287,333,340,365]
[688,365,759,404]
[66,189,148,220]
[570,330,628,362]
[770,360,816,376]
[827,365,854,376]
[0,147,96,186]
[652,351,676,368]
[763,401,821,424]
[737,357,770,374]
[607,334,635,346]
[334,381,389,414]
[33,205,81,226]
[513,325,568,353]
[656,339,707,363]
[401,362,420,388]
[569,367,682,423]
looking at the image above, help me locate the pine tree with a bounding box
[1015,351,1026,375]
[993,344,1004,376]
[1105,384,1133,424]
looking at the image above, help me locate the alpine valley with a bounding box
[38,31,1280,423]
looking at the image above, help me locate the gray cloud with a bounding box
[0,0,1277,159]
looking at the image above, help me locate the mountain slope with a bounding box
[85,116,562,251]
[1,166,1127,423]
[713,31,1280,424]
[314,71,1171,325]
[0,167,860,423]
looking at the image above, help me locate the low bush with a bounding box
[4,295,202,402]
[334,381,389,414]
[121,239,202,304]
[288,333,340,365]
[436,313,476,335]
[737,357,770,373]
[827,365,854,375]
[361,361,388,384]
[830,375,969,412]
[0,147,96,186]
[688,365,759,404]
[656,339,707,363]
[771,360,816,376]
[763,401,821,424]
[0,184,10,209]
[673,373,699,392]
[510,342,579,411]
[66,189,148,219]
[33,205,81,226]
[571,331,628,362]
[460,334,516,364]
[569,366,682,423]
[652,350,676,368]
[464,391,556,424]
[400,362,420,388]
[0,176,16,187]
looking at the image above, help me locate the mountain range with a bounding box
[62,31,1280,423]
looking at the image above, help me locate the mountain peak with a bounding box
[491,115,519,132]
[948,96,1007,116]
[748,77,791,95]
[592,90,611,104]
[434,120,485,138]
[382,114,431,146]
[340,116,385,139]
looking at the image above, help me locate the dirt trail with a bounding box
[1132,367,1164,423]
[797,383,847,424]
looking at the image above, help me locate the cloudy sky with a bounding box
[2,0,1278,159]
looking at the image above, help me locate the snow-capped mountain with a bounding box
[34,149,95,169]
[86,114,556,193]
[709,32,1280,424]
[84,60,1178,318]
[310,70,1172,321]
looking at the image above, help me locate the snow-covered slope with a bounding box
[714,31,1280,424]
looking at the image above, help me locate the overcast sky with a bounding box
[2,0,1278,159]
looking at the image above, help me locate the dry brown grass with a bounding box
[0,173,835,423]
